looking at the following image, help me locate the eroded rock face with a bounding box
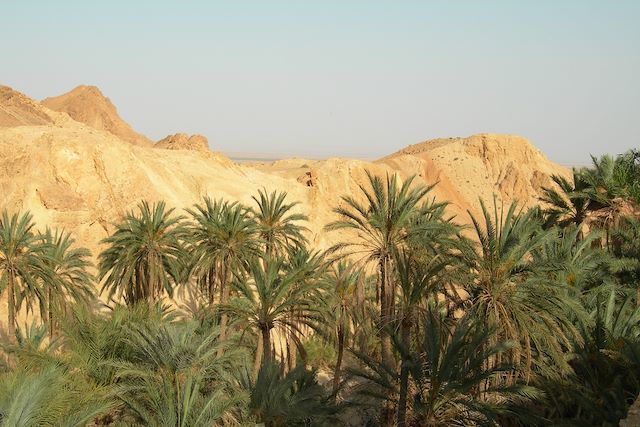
[0,85,54,127]
[154,133,209,152]
[42,85,152,147]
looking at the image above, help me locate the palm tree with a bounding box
[247,362,342,427]
[251,189,308,257]
[0,210,52,338]
[0,366,114,427]
[539,171,593,231]
[323,260,363,396]
[221,256,324,368]
[113,321,247,426]
[462,199,575,381]
[36,229,94,338]
[187,197,260,343]
[98,201,189,305]
[393,248,450,427]
[326,171,436,368]
[403,309,538,426]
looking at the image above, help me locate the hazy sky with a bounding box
[2,1,639,164]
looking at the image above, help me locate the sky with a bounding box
[2,1,639,164]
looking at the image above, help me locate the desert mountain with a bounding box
[155,133,210,152]
[42,85,152,147]
[0,84,570,318]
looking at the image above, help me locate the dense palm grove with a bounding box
[1,151,640,426]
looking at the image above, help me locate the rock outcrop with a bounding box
[42,85,152,147]
[155,133,209,152]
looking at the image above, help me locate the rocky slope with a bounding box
[42,85,152,147]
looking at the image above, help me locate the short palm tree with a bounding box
[0,210,52,338]
[221,256,324,368]
[0,365,114,427]
[325,171,435,367]
[251,189,309,257]
[36,228,94,338]
[114,321,247,426]
[98,201,189,305]
[403,310,538,426]
[247,361,342,427]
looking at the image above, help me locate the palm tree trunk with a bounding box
[379,256,393,367]
[261,326,272,365]
[397,317,412,427]
[332,320,345,397]
[7,270,16,339]
[48,286,55,339]
[254,333,264,376]
[218,262,231,354]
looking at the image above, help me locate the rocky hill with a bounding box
[42,85,152,146]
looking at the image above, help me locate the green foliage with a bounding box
[98,201,189,305]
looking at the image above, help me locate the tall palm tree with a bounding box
[0,210,52,338]
[325,171,436,368]
[462,199,575,381]
[187,197,260,343]
[322,260,363,396]
[98,201,189,305]
[251,189,308,257]
[221,256,324,368]
[393,247,450,427]
[36,229,94,338]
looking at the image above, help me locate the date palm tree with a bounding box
[539,171,593,232]
[323,260,363,396]
[36,228,94,338]
[462,199,575,381]
[98,201,189,305]
[325,171,435,368]
[403,309,538,426]
[393,247,450,427]
[0,210,52,338]
[221,255,324,368]
[113,321,247,426]
[187,197,260,343]
[251,189,308,257]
